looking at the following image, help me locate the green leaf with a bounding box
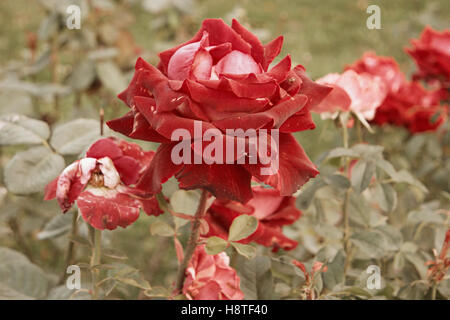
[205,236,228,255]
[375,158,398,179]
[65,59,96,91]
[324,147,359,161]
[393,170,428,193]
[170,190,200,215]
[46,285,91,300]
[96,61,127,94]
[0,248,49,299]
[170,190,201,228]
[4,146,65,195]
[0,92,33,116]
[335,286,372,298]
[296,178,327,209]
[373,183,397,212]
[350,227,402,259]
[324,174,351,190]
[322,249,345,290]
[37,212,74,240]
[351,144,384,159]
[0,114,50,146]
[150,220,174,237]
[50,119,103,155]
[0,283,34,300]
[407,209,444,225]
[228,215,258,242]
[233,255,274,300]
[351,160,375,193]
[231,243,257,259]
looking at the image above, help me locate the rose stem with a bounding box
[89,227,102,299]
[174,189,209,293]
[60,210,79,284]
[99,108,104,136]
[340,113,352,279]
[431,282,437,300]
[356,119,363,143]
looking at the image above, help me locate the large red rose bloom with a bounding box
[107,19,331,203]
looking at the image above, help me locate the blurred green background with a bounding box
[1,0,449,77]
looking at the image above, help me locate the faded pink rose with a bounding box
[313,70,388,121]
[183,245,244,300]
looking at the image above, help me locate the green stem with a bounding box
[340,113,352,279]
[60,211,79,283]
[356,118,363,143]
[431,282,437,300]
[90,228,102,300]
[174,190,209,293]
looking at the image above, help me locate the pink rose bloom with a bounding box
[183,245,244,300]
[313,70,388,121]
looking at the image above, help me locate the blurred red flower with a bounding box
[203,186,301,251]
[44,137,162,230]
[183,245,244,300]
[107,18,332,203]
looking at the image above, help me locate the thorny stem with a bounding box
[340,113,352,278]
[50,34,59,115]
[90,227,102,300]
[175,189,209,293]
[431,282,437,300]
[99,108,104,136]
[356,119,363,143]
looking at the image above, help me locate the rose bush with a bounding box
[107,18,332,203]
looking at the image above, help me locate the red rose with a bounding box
[346,52,406,94]
[107,19,331,203]
[183,245,244,300]
[44,137,162,230]
[203,186,301,251]
[406,26,450,87]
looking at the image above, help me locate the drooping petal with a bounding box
[264,36,283,70]
[136,142,182,194]
[243,133,319,196]
[55,158,97,212]
[86,138,123,160]
[176,163,253,203]
[77,188,141,230]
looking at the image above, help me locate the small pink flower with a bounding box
[44,138,162,230]
[183,245,244,300]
